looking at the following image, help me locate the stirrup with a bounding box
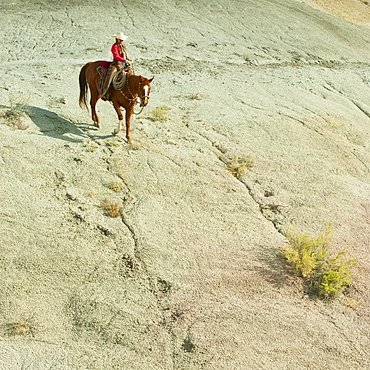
[100,88,108,100]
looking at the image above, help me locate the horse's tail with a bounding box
[79,62,90,110]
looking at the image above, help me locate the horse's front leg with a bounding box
[112,102,124,136]
[124,104,135,143]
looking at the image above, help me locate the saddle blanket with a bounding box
[100,61,112,68]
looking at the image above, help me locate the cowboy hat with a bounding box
[113,32,128,41]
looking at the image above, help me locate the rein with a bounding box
[134,105,145,115]
[119,75,150,115]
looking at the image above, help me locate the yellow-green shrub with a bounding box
[316,251,357,299]
[282,225,357,299]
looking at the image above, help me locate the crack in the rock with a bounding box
[178,122,288,236]
[117,195,177,367]
[120,214,140,257]
[205,142,289,237]
[351,150,370,173]
[279,112,324,137]
[351,99,370,120]
[324,84,370,123]
[221,151,288,236]
[238,177,287,236]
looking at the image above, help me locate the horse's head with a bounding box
[138,76,154,107]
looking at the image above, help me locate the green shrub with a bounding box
[316,251,357,299]
[282,225,357,299]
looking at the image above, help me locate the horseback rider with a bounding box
[101,31,131,100]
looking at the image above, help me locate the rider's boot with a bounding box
[101,65,117,101]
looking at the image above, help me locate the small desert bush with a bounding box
[282,224,357,300]
[190,93,201,100]
[83,139,99,152]
[87,188,98,198]
[151,105,170,121]
[227,155,254,178]
[2,92,30,130]
[48,96,66,107]
[2,318,37,337]
[100,198,123,218]
[107,181,124,193]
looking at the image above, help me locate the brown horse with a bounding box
[79,61,153,142]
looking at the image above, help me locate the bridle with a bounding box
[119,75,150,115]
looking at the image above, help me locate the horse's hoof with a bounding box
[127,142,138,151]
[113,129,120,136]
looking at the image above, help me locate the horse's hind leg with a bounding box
[90,93,101,128]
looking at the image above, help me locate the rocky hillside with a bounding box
[0,0,369,368]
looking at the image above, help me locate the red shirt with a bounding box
[111,43,127,62]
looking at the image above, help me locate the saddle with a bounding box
[97,64,110,95]
[97,62,128,101]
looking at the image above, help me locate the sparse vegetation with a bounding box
[346,298,358,309]
[190,93,201,100]
[282,224,357,300]
[2,318,36,337]
[101,197,123,218]
[105,141,121,148]
[48,96,66,107]
[151,105,171,121]
[107,181,124,193]
[87,188,99,198]
[1,92,30,130]
[182,334,195,353]
[227,155,254,178]
[83,140,99,152]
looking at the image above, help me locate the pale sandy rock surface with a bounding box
[0,0,370,369]
[301,0,370,26]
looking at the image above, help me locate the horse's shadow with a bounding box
[22,105,89,142]
[2,104,127,144]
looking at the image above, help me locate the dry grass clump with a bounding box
[1,92,30,130]
[48,96,66,107]
[151,105,171,121]
[2,319,37,337]
[107,181,124,193]
[282,224,357,300]
[190,93,201,100]
[105,140,121,148]
[346,297,358,309]
[227,155,254,178]
[87,188,99,198]
[83,139,99,152]
[101,198,123,218]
